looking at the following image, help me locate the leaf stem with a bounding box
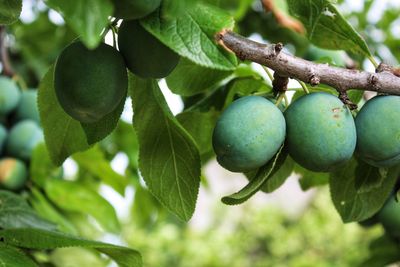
[262,66,274,82]
[275,93,285,107]
[297,79,310,94]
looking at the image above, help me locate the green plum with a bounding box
[6,120,44,161]
[285,92,356,172]
[14,89,40,124]
[55,41,128,123]
[355,95,400,167]
[378,196,400,238]
[0,158,28,190]
[118,20,180,79]
[111,0,161,19]
[212,96,286,172]
[0,76,21,115]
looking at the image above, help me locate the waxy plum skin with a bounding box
[284,92,356,172]
[355,95,400,168]
[212,96,286,173]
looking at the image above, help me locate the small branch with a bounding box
[260,0,305,34]
[217,31,400,96]
[272,72,288,96]
[0,26,14,77]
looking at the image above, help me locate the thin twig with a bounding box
[0,26,14,77]
[216,30,400,96]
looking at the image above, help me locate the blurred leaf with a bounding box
[287,0,373,59]
[0,244,38,267]
[360,234,400,267]
[0,228,142,267]
[166,58,232,96]
[11,12,76,80]
[130,76,201,221]
[176,110,219,157]
[81,94,126,145]
[50,247,109,267]
[73,145,128,195]
[0,190,56,230]
[295,163,329,191]
[330,158,400,223]
[222,145,287,205]
[141,3,237,70]
[38,66,90,166]
[30,143,62,187]
[106,121,139,169]
[0,0,22,24]
[45,0,113,49]
[30,188,78,235]
[131,186,160,228]
[45,179,120,233]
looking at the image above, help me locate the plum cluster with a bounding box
[212,92,400,173]
[54,0,180,123]
[0,76,43,190]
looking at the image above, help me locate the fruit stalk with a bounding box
[217,30,400,95]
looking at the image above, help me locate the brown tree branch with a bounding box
[217,30,400,96]
[0,26,14,77]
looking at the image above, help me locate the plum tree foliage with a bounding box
[0,0,399,266]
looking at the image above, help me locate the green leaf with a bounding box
[0,244,38,267]
[287,0,373,58]
[0,0,22,24]
[30,188,78,235]
[73,146,128,195]
[347,90,364,105]
[130,76,201,221]
[141,3,237,70]
[222,145,287,205]
[224,78,272,108]
[38,66,90,166]
[81,94,126,145]
[30,143,62,187]
[0,228,142,267]
[166,58,232,96]
[176,110,219,157]
[45,0,113,49]
[45,179,120,233]
[0,190,57,230]
[330,158,400,223]
[259,156,294,193]
[295,163,329,191]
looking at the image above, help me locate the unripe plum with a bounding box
[14,89,40,124]
[55,41,128,123]
[355,95,400,168]
[285,92,356,172]
[6,120,44,161]
[378,196,400,238]
[0,76,21,115]
[0,158,28,190]
[212,96,286,172]
[118,20,180,79]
